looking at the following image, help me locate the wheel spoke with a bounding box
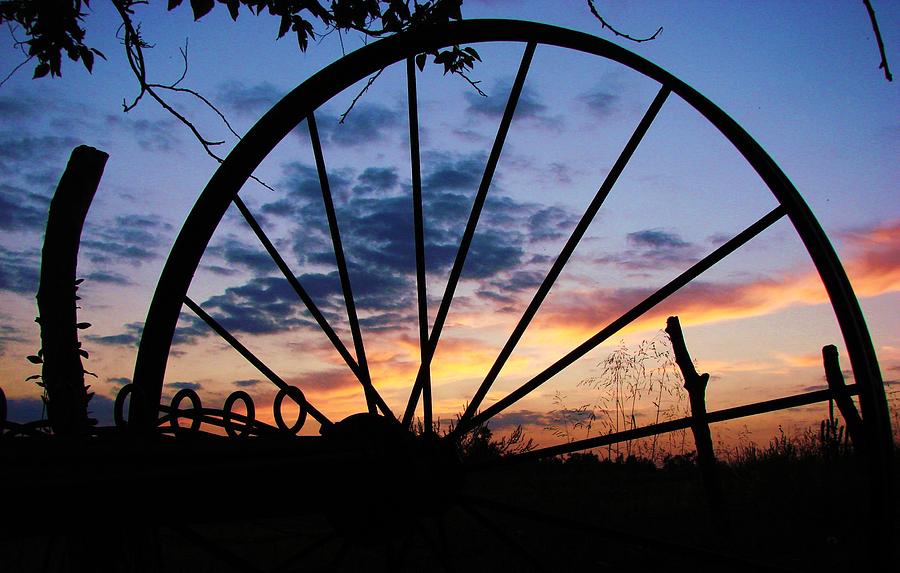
[308,112,391,419]
[459,85,672,426]
[167,524,264,573]
[452,206,786,437]
[407,56,433,432]
[459,494,777,569]
[231,196,369,384]
[498,384,855,463]
[403,41,539,427]
[272,532,338,573]
[459,500,548,572]
[183,296,333,428]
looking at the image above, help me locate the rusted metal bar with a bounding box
[822,344,865,452]
[459,85,671,427]
[453,206,786,438]
[37,145,108,435]
[307,112,385,418]
[665,315,726,531]
[403,41,538,427]
[184,296,332,428]
[407,55,432,432]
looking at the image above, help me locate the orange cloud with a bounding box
[529,219,900,345]
[840,219,900,296]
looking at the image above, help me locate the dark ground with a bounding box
[2,443,897,573]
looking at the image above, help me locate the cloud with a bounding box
[628,230,691,249]
[0,95,40,119]
[103,115,181,152]
[488,409,553,429]
[464,230,524,278]
[0,133,81,176]
[218,80,282,117]
[423,153,485,192]
[354,167,399,195]
[242,152,584,335]
[0,183,50,231]
[262,161,354,219]
[84,271,132,286]
[307,103,403,147]
[526,206,579,242]
[579,89,620,118]
[234,379,262,387]
[168,381,202,390]
[465,82,547,121]
[81,214,173,265]
[531,219,900,346]
[209,238,276,275]
[0,323,23,357]
[596,229,701,271]
[0,247,40,294]
[200,276,313,335]
[490,270,545,294]
[838,219,900,297]
[289,368,360,395]
[88,322,143,347]
[107,377,132,386]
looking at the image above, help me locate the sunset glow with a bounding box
[1,1,897,454]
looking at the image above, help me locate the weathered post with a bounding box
[821,345,865,453]
[36,145,108,435]
[665,315,727,530]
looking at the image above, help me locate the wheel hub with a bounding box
[321,413,463,543]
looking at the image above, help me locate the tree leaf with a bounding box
[81,48,94,73]
[416,53,427,71]
[76,322,91,329]
[33,63,50,79]
[278,14,291,38]
[225,0,240,21]
[78,349,89,358]
[25,374,42,381]
[74,278,85,285]
[189,0,214,20]
[168,0,184,10]
[27,355,43,364]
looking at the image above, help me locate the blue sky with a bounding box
[0,1,897,446]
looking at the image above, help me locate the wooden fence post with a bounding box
[665,316,727,530]
[822,345,865,453]
[36,145,108,435]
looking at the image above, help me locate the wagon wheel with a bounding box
[125,19,892,570]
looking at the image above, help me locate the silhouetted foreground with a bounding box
[2,427,896,572]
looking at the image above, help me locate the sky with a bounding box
[0,0,897,452]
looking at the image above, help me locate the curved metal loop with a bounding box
[273,386,308,435]
[223,390,256,438]
[113,383,147,429]
[170,388,203,433]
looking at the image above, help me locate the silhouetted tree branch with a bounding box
[863,0,893,81]
[0,0,476,162]
[586,0,662,43]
